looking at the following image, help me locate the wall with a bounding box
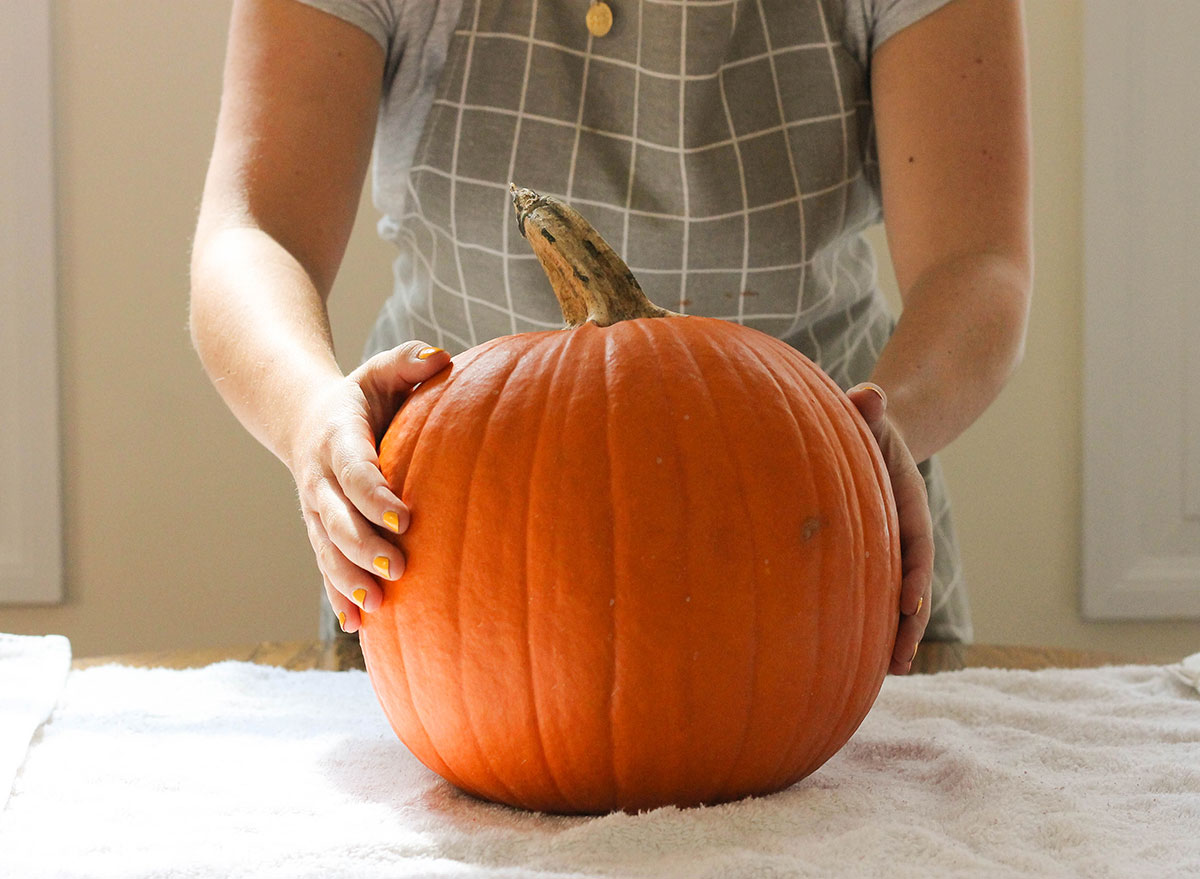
[2,0,1196,660]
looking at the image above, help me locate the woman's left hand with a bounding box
[847,382,934,674]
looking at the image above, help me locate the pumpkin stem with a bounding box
[510,184,680,328]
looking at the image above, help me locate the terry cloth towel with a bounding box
[1,639,1198,879]
[0,633,70,813]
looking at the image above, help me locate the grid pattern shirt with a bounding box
[300,0,971,643]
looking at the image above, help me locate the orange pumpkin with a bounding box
[360,186,901,815]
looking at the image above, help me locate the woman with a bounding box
[189,0,1031,673]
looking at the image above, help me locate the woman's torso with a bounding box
[364,0,890,392]
[303,0,973,643]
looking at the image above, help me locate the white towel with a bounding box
[1,637,1198,879]
[0,633,70,813]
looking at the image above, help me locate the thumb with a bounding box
[846,381,887,429]
[354,341,451,431]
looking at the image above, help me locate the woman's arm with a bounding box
[190,0,448,631]
[191,0,382,460]
[851,0,1032,670]
[869,0,1033,464]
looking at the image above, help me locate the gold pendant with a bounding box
[586,1,613,37]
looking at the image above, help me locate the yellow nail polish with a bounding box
[338,611,347,632]
[417,346,444,360]
[914,595,923,616]
[382,510,401,533]
[911,643,920,663]
[373,556,390,578]
[860,382,887,406]
[353,588,368,608]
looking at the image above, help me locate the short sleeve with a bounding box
[868,0,959,53]
[291,0,399,56]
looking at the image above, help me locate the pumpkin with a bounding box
[360,186,901,815]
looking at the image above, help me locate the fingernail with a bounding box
[382,510,401,533]
[860,382,887,406]
[417,346,444,360]
[353,588,368,609]
[373,556,391,578]
[338,611,347,632]
[911,643,920,662]
[913,595,923,616]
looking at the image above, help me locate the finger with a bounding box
[328,424,411,537]
[323,572,362,634]
[890,572,932,674]
[305,502,393,614]
[892,465,934,617]
[312,480,405,610]
[886,456,932,670]
[316,477,406,605]
[846,382,887,427]
[847,381,933,672]
[849,383,933,614]
[356,341,451,426]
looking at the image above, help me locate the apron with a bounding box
[326,0,971,645]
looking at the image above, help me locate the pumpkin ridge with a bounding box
[730,335,850,783]
[645,318,705,798]
[767,346,883,777]
[375,357,475,793]
[811,377,888,768]
[601,327,621,811]
[772,351,865,774]
[765,350,843,787]
[621,316,708,803]
[424,348,498,799]
[665,318,763,804]
[723,327,831,793]
[472,332,577,810]
[806,369,873,770]
[522,328,599,812]
[419,341,536,805]
[820,375,899,747]
[602,320,715,807]
[702,320,860,799]
[598,320,635,804]
[390,335,513,505]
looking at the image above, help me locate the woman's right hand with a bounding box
[287,341,451,633]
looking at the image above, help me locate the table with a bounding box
[71,639,1156,674]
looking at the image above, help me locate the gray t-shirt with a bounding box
[299,0,971,643]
